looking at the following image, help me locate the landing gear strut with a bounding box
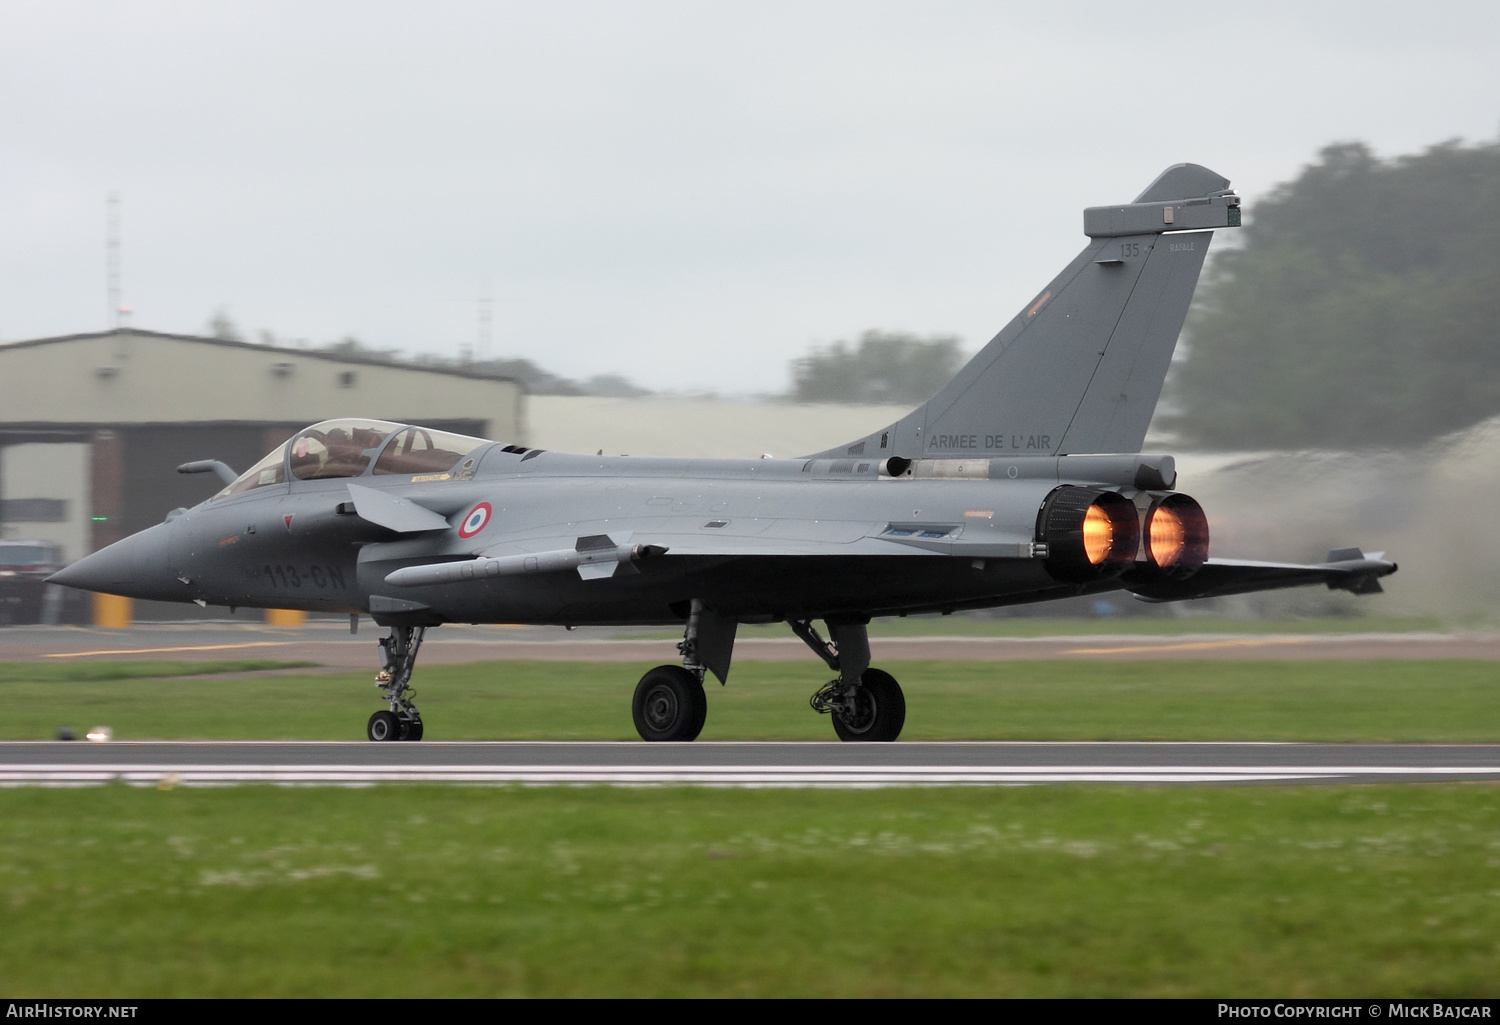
[368,624,425,742]
[631,601,709,742]
[792,619,905,742]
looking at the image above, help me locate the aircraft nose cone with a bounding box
[48,545,133,593]
[48,522,181,600]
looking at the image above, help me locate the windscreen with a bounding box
[212,419,408,500]
[213,445,288,500]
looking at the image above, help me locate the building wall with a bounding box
[526,396,912,459]
[0,442,88,561]
[0,331,522,435]
[0,330,523,623]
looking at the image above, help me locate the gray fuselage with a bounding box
[121,444,1098,626]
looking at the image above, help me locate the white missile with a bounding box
[386,535,667,587]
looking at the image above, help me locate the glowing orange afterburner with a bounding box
[1147,505,1187,567]
[1083,505,1114,564]
[1143,494,1209,577]
[1036,486,1140,582]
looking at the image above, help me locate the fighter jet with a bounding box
[51,163,1396,744]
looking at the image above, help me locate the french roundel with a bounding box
[457,502,492,538]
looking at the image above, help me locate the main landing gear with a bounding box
[632,665,707,742]
[628,606,906,743]
[792,619,905,742]
[368,624,426,742]
[632,602,710,742]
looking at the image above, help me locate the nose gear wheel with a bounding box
[370,625,426,741]
[367,709,403,742]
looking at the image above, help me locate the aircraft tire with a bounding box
[831,668,905,743]
[403,719,424,742]
[632,665,707,742]
[367,710,402,742]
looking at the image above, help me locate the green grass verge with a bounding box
[1,784,1497,997]
[0,660,318,685]
[3,659,1498,743]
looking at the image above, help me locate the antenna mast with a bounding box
[106,193,122,329]
[478,293,492,363]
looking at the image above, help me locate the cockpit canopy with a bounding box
[213,419,491,500]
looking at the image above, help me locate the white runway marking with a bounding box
[3,763,1496,787]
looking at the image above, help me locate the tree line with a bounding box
[1162,137,1500,449]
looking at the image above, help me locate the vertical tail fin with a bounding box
[812,164,1240,460]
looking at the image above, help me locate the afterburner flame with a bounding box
[1148,506,1187,567]
[1082,505,1114,564]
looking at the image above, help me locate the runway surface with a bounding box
[3,741,1498,787]
[6,625,1495,788]
[5,623,1499,666]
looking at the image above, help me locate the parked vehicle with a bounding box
[0,540,87,624]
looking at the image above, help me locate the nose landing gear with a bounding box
[368,625,426,742]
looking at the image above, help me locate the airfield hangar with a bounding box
[0,329,524,622]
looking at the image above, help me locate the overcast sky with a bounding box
[2,0,1497,394]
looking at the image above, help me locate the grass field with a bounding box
[0,660,317,684]
[1,783,1497,997]
[3,658,1498,743]
[4,655,1498,997]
